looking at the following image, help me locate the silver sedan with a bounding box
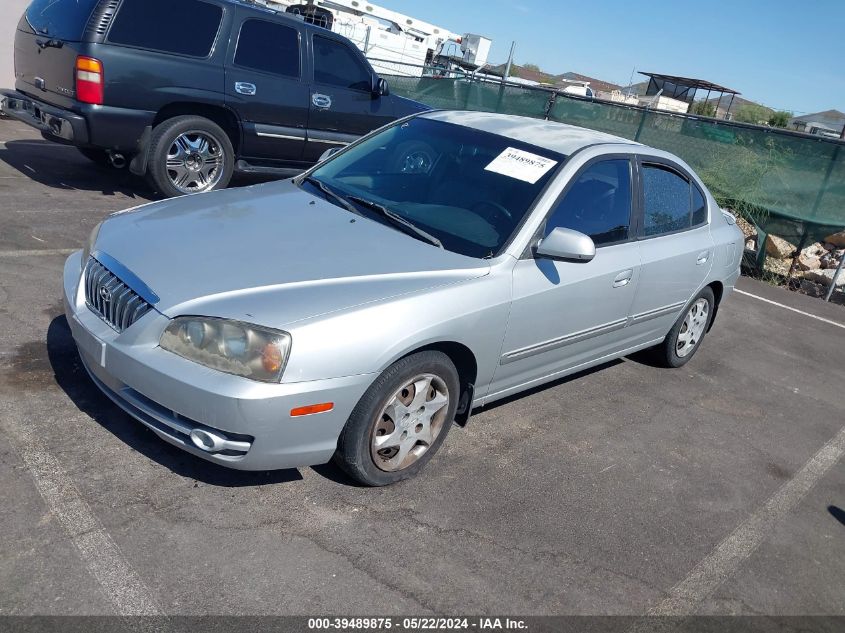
[63,111,743,486]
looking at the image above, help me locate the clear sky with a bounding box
[396,0,845,115]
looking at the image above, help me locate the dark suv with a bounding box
[1,0,428,197]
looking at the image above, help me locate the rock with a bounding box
[744,238,756,252]
[799,279,825,298]
[802,242,825,258]
[822,242,836,251]
[803,268,845,288]
[736,216,756,240]
[823,231,845,248]
[765,234,796,259]
[796,253,821,271]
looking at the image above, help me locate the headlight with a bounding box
[81,221,102,268]
[160,317,291,383]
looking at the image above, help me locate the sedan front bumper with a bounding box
[62,251,375,471]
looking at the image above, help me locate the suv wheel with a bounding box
[147,116,234,197]
[334,351,460,486]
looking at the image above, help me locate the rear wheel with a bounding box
[334,351,460,486]
[146,115,234,198]
[655,287,715,368]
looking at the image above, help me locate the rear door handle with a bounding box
[697,250,711,265]
[235,82,257,96]
[613,269,633,288]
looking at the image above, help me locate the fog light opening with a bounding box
[190,429,225,453]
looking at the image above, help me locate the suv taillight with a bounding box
[76,56,104,105]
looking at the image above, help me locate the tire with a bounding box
[77,147,111,167]
[334,351,460,486]
[655,286,715,368]
[146,115,234,198]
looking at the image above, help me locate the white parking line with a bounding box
[6,417,164,618]
[0,248,76,258]
[645,424,845,617]
[735,289,845,330]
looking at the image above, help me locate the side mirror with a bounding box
[535,227,596,262]
[318,147,342,162]
[373,77,390,97]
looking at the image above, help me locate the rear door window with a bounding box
[25,0,100,41]
[641,164,693,236]
[312,35,372,91]
[107,0,223,57]
[234,20,301,78]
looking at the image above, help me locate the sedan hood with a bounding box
[94,180,489,327]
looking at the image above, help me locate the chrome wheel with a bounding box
[370,374,450,472]
[166,130,226,194]
[676,298,709,358]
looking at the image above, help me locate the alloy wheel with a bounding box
[166,130,226,194]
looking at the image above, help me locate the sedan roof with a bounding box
[420,110,640,156]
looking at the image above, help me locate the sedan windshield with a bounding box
[306,117,565,258]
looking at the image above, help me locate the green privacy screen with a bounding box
[386,72,845,252]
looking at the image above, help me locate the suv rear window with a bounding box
[25,0,100,41]
[107,0,223,57]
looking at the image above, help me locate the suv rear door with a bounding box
[13,0,102,109]
[303,33,395,163]
[224,15,310,164]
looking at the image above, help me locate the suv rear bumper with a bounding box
[1,88,88,143]
[1,89,155,152]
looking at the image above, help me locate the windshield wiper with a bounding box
[301,176,362,217]
[347,196,443,249]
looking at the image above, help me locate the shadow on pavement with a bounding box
[0,139,155,199]
[0,139,278,198]
[828,505,845,527]
[46,315,305,487]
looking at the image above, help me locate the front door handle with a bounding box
[235,82,257,96]
[613,269,633,288]
[312,93,332,109]
[696,250,711,265]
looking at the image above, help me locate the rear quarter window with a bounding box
[25,0,101,41]
[107,0,223,57]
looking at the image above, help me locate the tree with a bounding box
[734,104,774,125]
[768,111,792,128]
[522,63,541,72]
[691,101,717,117]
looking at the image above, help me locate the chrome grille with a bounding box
[84,257,153,332]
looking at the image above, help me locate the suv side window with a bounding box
[313,35,372,91]
[545,159,633,246]
[235,20,300,78]
[641,164,695,237]
[108,0,222,58]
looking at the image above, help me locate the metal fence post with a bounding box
[634,108,648,142]
[825,250,845,301]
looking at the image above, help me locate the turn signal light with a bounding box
[76,56,104,105]
[290,403,334,417]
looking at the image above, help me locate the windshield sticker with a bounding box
[484,148,558,184]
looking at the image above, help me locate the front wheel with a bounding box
[333,351,460,486]
[146,115,234,198]
[655,287,715,368]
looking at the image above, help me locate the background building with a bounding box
[789,110,845,137]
